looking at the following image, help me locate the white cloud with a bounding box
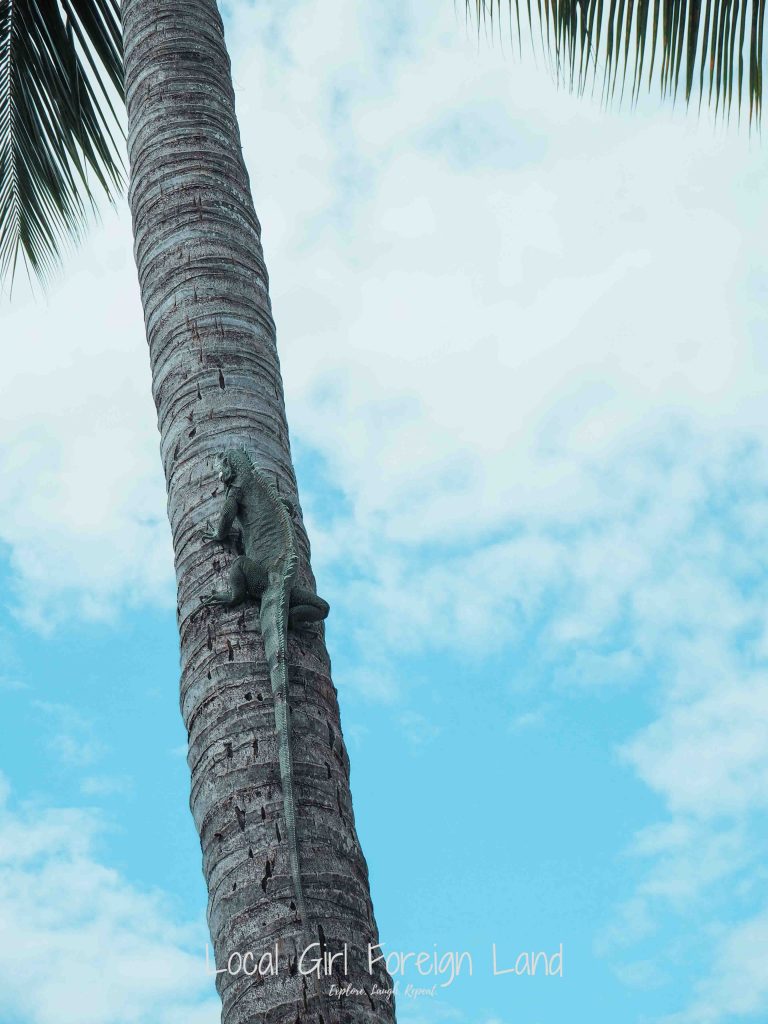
[0,774,218,1024]
[0,213,172,626]
[80,775,134,798]
[34,701,106,769]
[613,958,667,990]
[399,710,441,746]
[2,0,767,631]
[0,676,27,691]
[508,707,548,732]
[623,683,768,820]
[656,910,768,1023]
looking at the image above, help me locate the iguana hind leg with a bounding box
[200,556,267,607]
[288,586,329,629]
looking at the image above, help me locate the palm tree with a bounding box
[0,2,764,1023]
[470,0,765,121]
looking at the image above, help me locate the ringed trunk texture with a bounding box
[121,3,395,1022]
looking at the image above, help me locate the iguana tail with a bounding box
[263,560,333,1017]
[259,550,309,925]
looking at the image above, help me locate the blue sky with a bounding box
[2,1,768,1022]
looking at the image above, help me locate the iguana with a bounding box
[200,446,329,930]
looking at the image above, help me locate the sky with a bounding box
[1,0,768,1022]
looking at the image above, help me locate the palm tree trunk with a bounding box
[120,2,396,1021]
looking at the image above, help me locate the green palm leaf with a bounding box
[468,0,767,121]
[0,0,124,282]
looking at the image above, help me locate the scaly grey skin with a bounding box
[201,447,329,929]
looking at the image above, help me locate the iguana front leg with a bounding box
[202,490,239,545]
[200,490,246,606]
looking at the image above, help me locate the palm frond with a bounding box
[468,0,767,122]
[0,0,124,283]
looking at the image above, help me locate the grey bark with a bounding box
[120,2,396,1021]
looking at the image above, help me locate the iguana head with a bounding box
[216,448,253,488]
